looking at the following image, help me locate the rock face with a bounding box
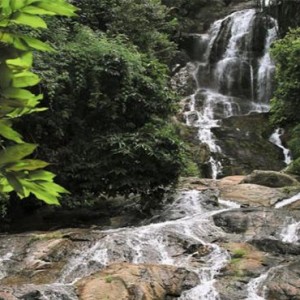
[76,263,199,300]
[213,114,286,176]
[242,170,299,187]
[265,261,300,300]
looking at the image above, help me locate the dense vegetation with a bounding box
[4,0,186,215]
[270,28,300,175]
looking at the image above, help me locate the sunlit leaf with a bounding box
[6,160,49,171]
[0,143,37,165]
[12,71,41,87]
[0,120,23,143]
[11,12,47,28]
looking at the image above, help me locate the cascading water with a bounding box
[269,128,292,165]
[58,190,238,298]
[183,9,278,178]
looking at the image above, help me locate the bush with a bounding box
[20,25,183,205]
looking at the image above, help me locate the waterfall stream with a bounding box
[58,190,237,298]
[269,128,292,165]
[184,9,277,178]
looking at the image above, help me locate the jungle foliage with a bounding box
[270,28,300,174]
[17,0,184,207]
[0,0,76,212]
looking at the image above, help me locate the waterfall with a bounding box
[269,128,292,165]
[184,9,278,178]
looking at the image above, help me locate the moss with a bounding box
[286,158,300,176]
[104,275,113,283]
[232,249,247,259]
[30,231,64,242]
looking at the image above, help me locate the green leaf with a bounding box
[0,32,14,45]
[0,177,14,193]
[27,170,56,182]
[11,12,47,28]
[2,87,36,100]
[21,35,53,51]
[0,143,37,165]
[7,106,47,118]
[6,173,25,196]
[12,71,41,87]
[6,160,49,171]
[6,52,33,70]
[0,120,23,143]
[10,0,27,11]
[36,1,77,17]
[0,0,12,16]
[20,180,60,205]
[21,5,56,15]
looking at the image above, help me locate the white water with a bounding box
[0,251,13,280]
[246,271,269,300]
[269,128,292,165]
[246,265,284,300]
[58,190,236,298]
[275,192,300,208]
[183,9,277,178]
[280,217,300,243]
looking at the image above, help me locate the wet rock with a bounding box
[76,263,199,300]
[171,64,196,97]
[0,229,98,286]
[213,114,285,176]
[213,211,249,233]
[250,239,300,256]
[284,199,300,210]
[242,170,299,188]
[265,261,300,300]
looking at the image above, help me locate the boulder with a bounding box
[219,183,286,207]
[242,170,299,188]
[265,261,300,300]
[250,239,300,256]
[76,263,199,300]
[213,211,249,233]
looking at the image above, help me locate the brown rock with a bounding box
[76,263,199,300]
[266,261,300,300]
[220,183,286,207]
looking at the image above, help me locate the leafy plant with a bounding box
[16,22,183,208]
[0,0,76,204]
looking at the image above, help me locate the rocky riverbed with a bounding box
[0,171,300,299]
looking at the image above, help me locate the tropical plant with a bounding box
[19,24,183,207]
[0,0,76,206]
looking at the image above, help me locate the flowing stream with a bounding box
[58,190,238,298]
[183,9,277,178]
